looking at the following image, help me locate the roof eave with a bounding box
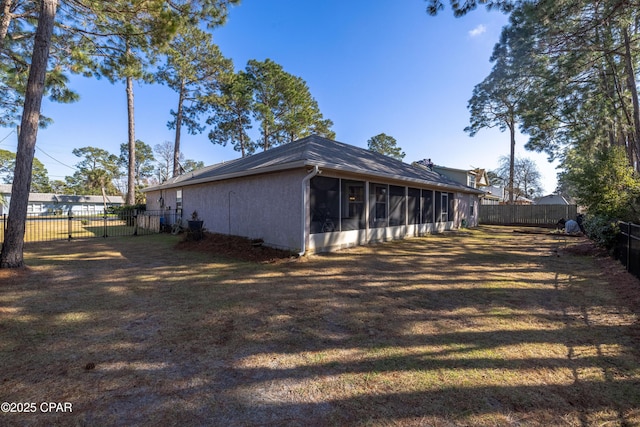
[143,159,483,196]
[142,160,310,192]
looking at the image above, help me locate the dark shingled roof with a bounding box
[144,135,481,194]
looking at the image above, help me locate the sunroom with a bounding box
[308,175,460,252]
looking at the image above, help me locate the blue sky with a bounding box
[2,0,558,193]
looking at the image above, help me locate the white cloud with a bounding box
[469,24,487,38]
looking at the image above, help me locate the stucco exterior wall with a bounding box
[454,192,479,228]
[146,169,307,251]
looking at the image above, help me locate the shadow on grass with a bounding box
[1,227,639,426]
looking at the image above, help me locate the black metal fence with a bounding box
[616,222,640,279]
[1,209,182,245]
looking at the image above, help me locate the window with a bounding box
[341,180,365,230]
[389,185,406,226]
[468,174,476,188]
[176,189,183,217]
[369,183,387,228]
[310,176,339,233]
[408,188,420,225]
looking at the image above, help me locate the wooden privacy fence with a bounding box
[479,204,578,226]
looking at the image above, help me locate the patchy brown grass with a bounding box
[1,226,639,426]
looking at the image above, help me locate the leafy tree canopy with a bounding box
[0,148,51,192]
[207,71,255,157]
[563,146,640,221]
[119,140,155,186]
[0,0,239,268]
[156,25,233,176]
[65,146,121,196]
[367,133,406,161]
[425,0,518,16]
[244,58,335,151]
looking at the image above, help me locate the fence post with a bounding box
[67,210,73,241]
[133,209,138,236]
[628,223,632,272]
[103,213,108,238]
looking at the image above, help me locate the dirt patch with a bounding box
[174,232,298,263]
[560,239,609,257]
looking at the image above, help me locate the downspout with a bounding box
[299,165,320,256]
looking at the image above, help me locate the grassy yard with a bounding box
[0,226,639,426]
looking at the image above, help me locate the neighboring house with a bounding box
[503,192,534,205]
[431,165,490,190]
[480,185,504,205]
[143,135,484,254]
[428,165,502,205]
[0,184,124,216]
[481,186,534,205]
[535,194,571,205]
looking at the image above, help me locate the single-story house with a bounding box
[479,185,503,205]
[0,184,124,216]
[142,135,484,254]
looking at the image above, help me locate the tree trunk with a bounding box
[238,119,246,158]
[0,0,57,268]
[623,26,640,172]
[126,74,136,205]
[263,122,269,151]
[508,119,516,205]
[172,79,185,178]
[0,0,13,41]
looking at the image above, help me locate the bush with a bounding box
[110,204,146,226]
[583,214,619,250]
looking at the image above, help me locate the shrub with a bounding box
[110,204,146,226]
[583,214,619,250]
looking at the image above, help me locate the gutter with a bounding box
[299,165,320,257]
